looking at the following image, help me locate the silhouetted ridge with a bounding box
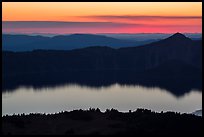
[52,34,112,40]
[2,32,202,95]
[3,34,141,51]
[69,33,111,38]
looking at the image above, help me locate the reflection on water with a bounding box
[3,69,202,98]
[2,84,202,115]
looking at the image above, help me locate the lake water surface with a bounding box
[2,84,202,116]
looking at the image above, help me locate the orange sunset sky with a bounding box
[2,2,202,34]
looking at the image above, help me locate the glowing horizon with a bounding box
[2,2,202,33]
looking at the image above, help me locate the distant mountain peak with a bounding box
[172,32,186,38]
[169,33,189,39]
[164,32,192,42]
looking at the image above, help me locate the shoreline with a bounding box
[2,108,202,117]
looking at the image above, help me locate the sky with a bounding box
[2,2,202,34]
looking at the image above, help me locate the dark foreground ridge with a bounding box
[2,108,202,136]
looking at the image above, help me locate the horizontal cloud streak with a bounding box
[81,15,202,20]
[2,21,141,29]
[2,21,202,34]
